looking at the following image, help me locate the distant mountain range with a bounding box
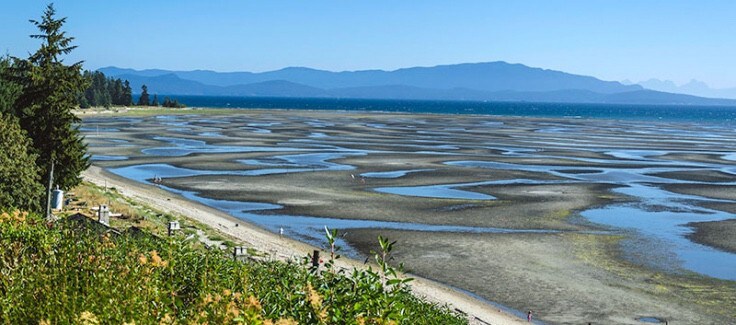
[99,62,736,106]
[632,79,736,100]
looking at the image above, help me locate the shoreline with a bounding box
[80,107,736,324]
[82,165,527,324]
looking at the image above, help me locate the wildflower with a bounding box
[202,293,214,304]
[78,311,100,325]
[226,301,240,317]
[159,313,173,324]
[149,250,168,267]
[222,289,232,297]
[150,250,162,264]
[306,283,322,310]
[356,316,366,325]
[246,295,262,311]
[38,320,51,325]
[14,211,27,222]
[88,255,96,263]
[274,319,298,325]
[138,254,148,265]
[233,292,242,300]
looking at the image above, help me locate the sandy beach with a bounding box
[80,108,736,324]
[83,165,526,325]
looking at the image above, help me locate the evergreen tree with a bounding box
[112,79,124,105]
[137,84,150,106]
[151,94,159,106]
[0,57,21,115]
[122,80,133,106]
[78,70,132,107]
[91,71,111,107]
[4,4,90,201]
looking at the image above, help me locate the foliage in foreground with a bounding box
[0,211,465,324]
[0,114,43,211]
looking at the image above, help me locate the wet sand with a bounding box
[81,109,736,324]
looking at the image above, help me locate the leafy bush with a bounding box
[0,115,43,211]
[0,212,465,324]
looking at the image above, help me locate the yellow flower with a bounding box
[222,289,232,297]
[202,293,213,304]
[38,320,51,325]
[306,283,322,310]
[150,250,163,266]
[14,211,27,222]
[246,295,262,311]
[226,301,240,317]
[275,319,298,325]
[78,311,99,325]
[138,254,148,265]
[159,313,173,324]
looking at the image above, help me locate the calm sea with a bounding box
[171,96,736,124]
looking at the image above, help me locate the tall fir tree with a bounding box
[0,57,21,115]
[4,4,90,202]
[122,80,133,105]
[151,94,159,106]
[138,84,150,106]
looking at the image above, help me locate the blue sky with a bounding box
[2,1,735,88]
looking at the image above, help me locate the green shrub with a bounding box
[0,114,43,211]
[0,212,465,324]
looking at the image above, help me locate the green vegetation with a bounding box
[0,57,20,115]
[79,70,133,108]
[138,84,151,106]
[3,4,89,199]
[0,211,465,324]
[162,96,187,108]
[0,114,43,211]
[136,85,186,108]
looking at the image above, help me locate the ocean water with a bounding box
[172,96,736,124]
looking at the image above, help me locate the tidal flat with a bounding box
[82,109,736,324]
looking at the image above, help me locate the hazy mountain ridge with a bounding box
[637,78,736,100]
[100,62,736,106]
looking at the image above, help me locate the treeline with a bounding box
[78,72,186,108]
[78,71,133,108]
[137,84,186,108]
[43,67,191,109]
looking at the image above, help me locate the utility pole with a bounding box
[45,159,54,219]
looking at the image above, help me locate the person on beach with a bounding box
[527,310,532,322]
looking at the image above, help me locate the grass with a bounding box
[74,106,240,117]
[64,182,239,248]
